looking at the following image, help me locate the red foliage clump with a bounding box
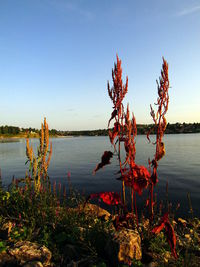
[88,192,121,205]
[120,164,150,195]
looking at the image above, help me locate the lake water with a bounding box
[0,134,200,217]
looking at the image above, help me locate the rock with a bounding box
[105,228,142,266]
[115,229,142,262]
[82,204,111,220]
[23,261,43,267]
[8,241,51,266]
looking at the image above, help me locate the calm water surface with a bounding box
[0,134,200,216]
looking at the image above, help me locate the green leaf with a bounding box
[0,241,7,252]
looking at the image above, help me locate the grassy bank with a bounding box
[0,174,199,266]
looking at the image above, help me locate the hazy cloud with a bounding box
[177,5,200,16]
[93,114,102,118]
[47,0,94,21]
[65,108,75,112]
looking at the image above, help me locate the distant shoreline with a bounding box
[0,122,200,138]
[0,135,73,140]
[0,132,200,141]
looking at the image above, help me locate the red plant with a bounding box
[152,213,177,258]
[94,56,139,208]
[93,55,170,230]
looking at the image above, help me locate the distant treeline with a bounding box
[0,126,20,135]
[0,123,200,137]
[58,123,200,136]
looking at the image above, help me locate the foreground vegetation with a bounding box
[0,179,199,266]
[0,56,199,266]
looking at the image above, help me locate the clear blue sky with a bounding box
[0,0,200,130]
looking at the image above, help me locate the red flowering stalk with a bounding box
[93,55,128,204]
[107,58,151,221]
[107,55,128,203]
[148,58,169,216]
[107,56,143,213]
[152,213,177,258]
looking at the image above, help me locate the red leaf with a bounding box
[108,109,117,127]
[151,167,158,185]
[89,192,121,205]
[152,213,177,259]
[108,122,120,144]
[164,222,177,258]
[152,213,168,234]
[152,222,165,234]
[93,151,113,174]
